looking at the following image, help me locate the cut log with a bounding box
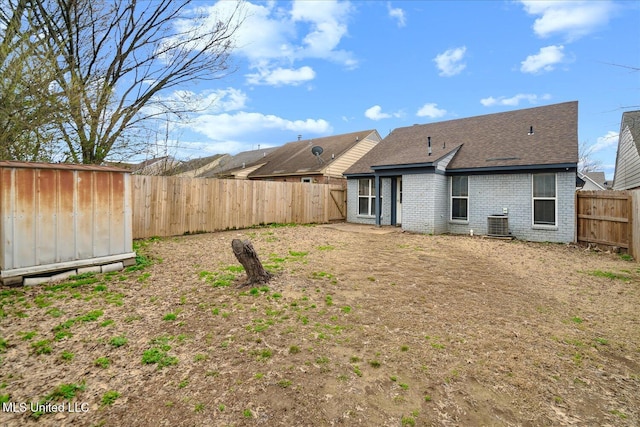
[231,239,272,286]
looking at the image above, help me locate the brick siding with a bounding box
[348,171,575,243]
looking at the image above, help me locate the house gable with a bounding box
[613,110,640,190]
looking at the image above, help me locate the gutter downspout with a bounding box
[375,174,382,227]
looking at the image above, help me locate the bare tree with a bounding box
[578,140,603,174]
[28,0,245,164]
[0,0,62,161]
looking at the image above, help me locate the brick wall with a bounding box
[447,172,575,242]
[348,172,575,243]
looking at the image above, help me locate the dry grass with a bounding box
[1,224,638,426]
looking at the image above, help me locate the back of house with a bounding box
[344,101,579,243]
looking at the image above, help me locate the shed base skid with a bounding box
[1,254,136,286]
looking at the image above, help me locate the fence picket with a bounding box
[131,176,345,238]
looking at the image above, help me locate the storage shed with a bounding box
[0,161,136,285]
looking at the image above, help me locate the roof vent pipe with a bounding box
[528,126,534,135]
[428,136,432,156]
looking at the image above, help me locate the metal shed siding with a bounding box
[0,162,134,277]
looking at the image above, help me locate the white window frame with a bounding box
[301,177,312,183]
[532,173,557,227]
[450,175,469,222]
[358,178,376,217]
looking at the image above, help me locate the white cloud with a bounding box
[591,131,619,153]
[186,111,332,141]
[364,105,403,121]
[387,3,406,27]
[141,87,248,120]
[519,0,615,41]
[480,93,551,107]
[521,45,565,73]
[289,0,357,68]
[195,1,357,86]
[365,105,390,120]
[246,66,316,86]
[416,103,446,119]
[433,47,467,77]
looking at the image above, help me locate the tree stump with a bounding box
[231,239,272,286]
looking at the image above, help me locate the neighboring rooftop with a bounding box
[197,147,278,178]
[251,129,379,177]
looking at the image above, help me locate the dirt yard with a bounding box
[1,223,638,426]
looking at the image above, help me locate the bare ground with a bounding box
[1,223,639,426]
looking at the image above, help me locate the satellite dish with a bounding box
[311,146,325,164]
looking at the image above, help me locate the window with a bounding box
[451,176,468,221]
[301,177,312,183]
[358,179,376,216]
[533,173,556,226]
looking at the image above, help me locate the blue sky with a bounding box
[157,0,640,180]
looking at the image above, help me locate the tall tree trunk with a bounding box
[231,239,271,286]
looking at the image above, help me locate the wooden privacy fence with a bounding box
[131,176,346,239]
[576,190,640,258]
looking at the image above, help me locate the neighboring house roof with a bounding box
[345,101,578,175]
[132,156,182,175]
[578,171,606,190]
[197,148,278,178]
[612,110,640,190]
[249,130,380,178]
[172,154,225,177]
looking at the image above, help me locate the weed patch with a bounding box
[101,390,120,406]
[142,336,178,368]
[583,270,631,282]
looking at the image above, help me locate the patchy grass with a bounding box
[0,227,638,426]
[583,269,632,282]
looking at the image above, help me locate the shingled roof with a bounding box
[197,147,278,178]
[345,101,578,175]
[250,129,379,177]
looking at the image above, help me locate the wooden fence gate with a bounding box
[328,186,346,221]
[576,190,635,257]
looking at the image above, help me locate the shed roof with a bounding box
[346,101,578,175]
[250,129,379,177]
[0,160,130,173]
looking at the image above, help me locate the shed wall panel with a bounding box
[76,171,95,259]
[57,170,76,262]
[0,162,134,280]
[93,172,112,258]
[15,168,36,268]
[37,169,57,265]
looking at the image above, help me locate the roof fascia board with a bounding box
[372,162,435,171]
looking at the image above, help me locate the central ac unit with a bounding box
[487,215,509,237]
